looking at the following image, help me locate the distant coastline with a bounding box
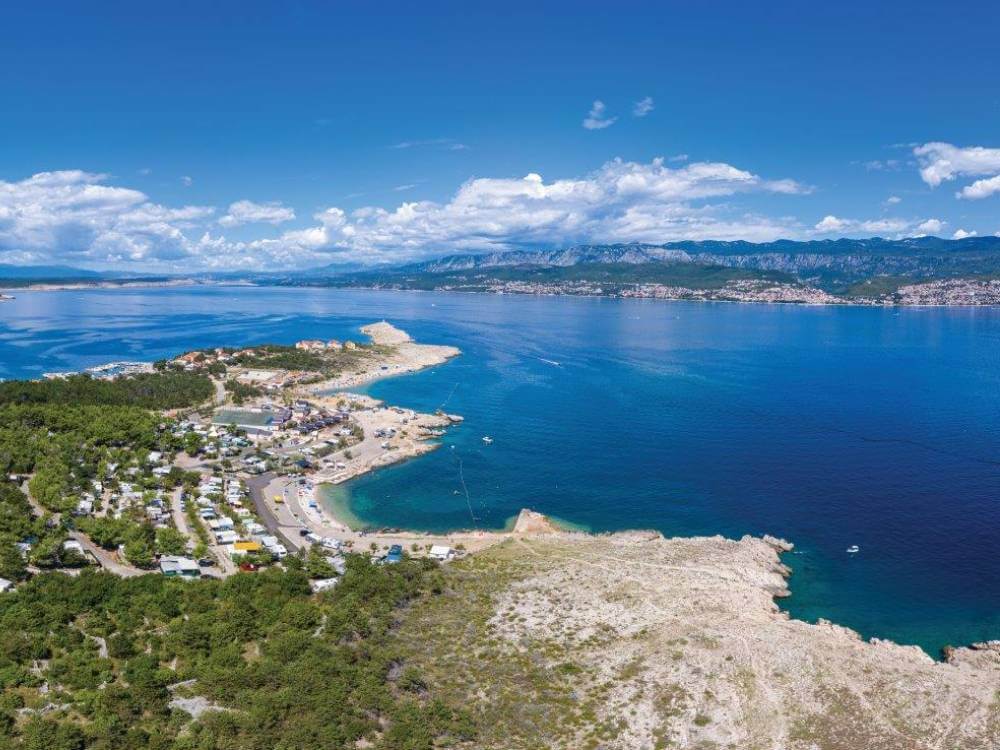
[7,277,1000,307]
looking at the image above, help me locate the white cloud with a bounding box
[0,170,216,265]
[813,214,941,237]
[392,184,418,192]
[583,100,617,130]
[914,143,1000,198]
[633,96,655,117]
[814,215,850,233]
[952,228,977,239]
[390,138,468,151]
[218,200,295,228]
[915,218,945,235]
[260,157,809,265]
[862,159,901,171]
[180,175,193,187]
[885,195,902,205]
[957,174,1000,200]
[0,158,808,270]
[669,154,689,163]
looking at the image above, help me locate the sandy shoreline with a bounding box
[273,322,465,535]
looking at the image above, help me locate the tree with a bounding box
[123,538,154,568]
[155,527,188,556]
[305,546,335,579]
[0,540,27,581]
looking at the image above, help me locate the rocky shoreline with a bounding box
[394,528,1000,748]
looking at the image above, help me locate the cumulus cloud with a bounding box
[814,215,911,235]
[583,100,617,130]
[885,195,902,205]
[952,228,977,239]
[218,200,295,228]
[0,158,809,270]
[914,142,1000,200]
[259,157,810,265]
[0,170,215,265]
[915,218,945,235]
[957,174,1000,200]
[813,214,950,237]
[633,96,655,117]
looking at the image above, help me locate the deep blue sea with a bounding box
[2,286,999,655]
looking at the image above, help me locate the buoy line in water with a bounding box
[454,453,477,527]
[438,381,459,411]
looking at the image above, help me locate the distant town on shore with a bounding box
[7,236,1000,305]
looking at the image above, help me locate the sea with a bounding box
[2,285,999,656]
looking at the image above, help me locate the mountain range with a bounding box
[5,237,1000,292]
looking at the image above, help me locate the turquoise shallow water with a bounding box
[2,286,999,655]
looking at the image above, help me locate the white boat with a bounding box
[846,545,860,554]
[482,436,493,445]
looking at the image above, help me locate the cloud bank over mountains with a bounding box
[0,143,996,271]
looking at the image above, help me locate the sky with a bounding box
[1,0,999,272]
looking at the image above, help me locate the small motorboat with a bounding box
[846,545,860,554]
[482,436,493,445]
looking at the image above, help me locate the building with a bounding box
[295,339,326,351]
[429,545,454,561]
[212,407,278,435]
[208,517,235,533]
[159,556,201,578]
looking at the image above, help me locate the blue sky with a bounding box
[1,1,999,271]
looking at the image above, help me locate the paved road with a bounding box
[166,485,235,576]
[212,377,226,406]
[68,531,145,577]
[169,487,192,539]
[247,473,303,552]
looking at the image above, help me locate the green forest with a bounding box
[0,558,470,749]
[0,372,213,576]
[0,369,471,748]
[0,373,214,410]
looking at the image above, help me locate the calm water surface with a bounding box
[1,286,999,655]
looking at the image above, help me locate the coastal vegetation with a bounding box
[0,557,474,749]
[0,372,214,577]
[0,373,214,411]
[224,343,382,377]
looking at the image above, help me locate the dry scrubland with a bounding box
[395,533,1000,750]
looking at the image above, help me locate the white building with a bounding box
[429,545,454,561]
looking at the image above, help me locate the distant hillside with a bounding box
[401,237,1000,284]
[0,264,101,280]
[286,236,1000,295]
